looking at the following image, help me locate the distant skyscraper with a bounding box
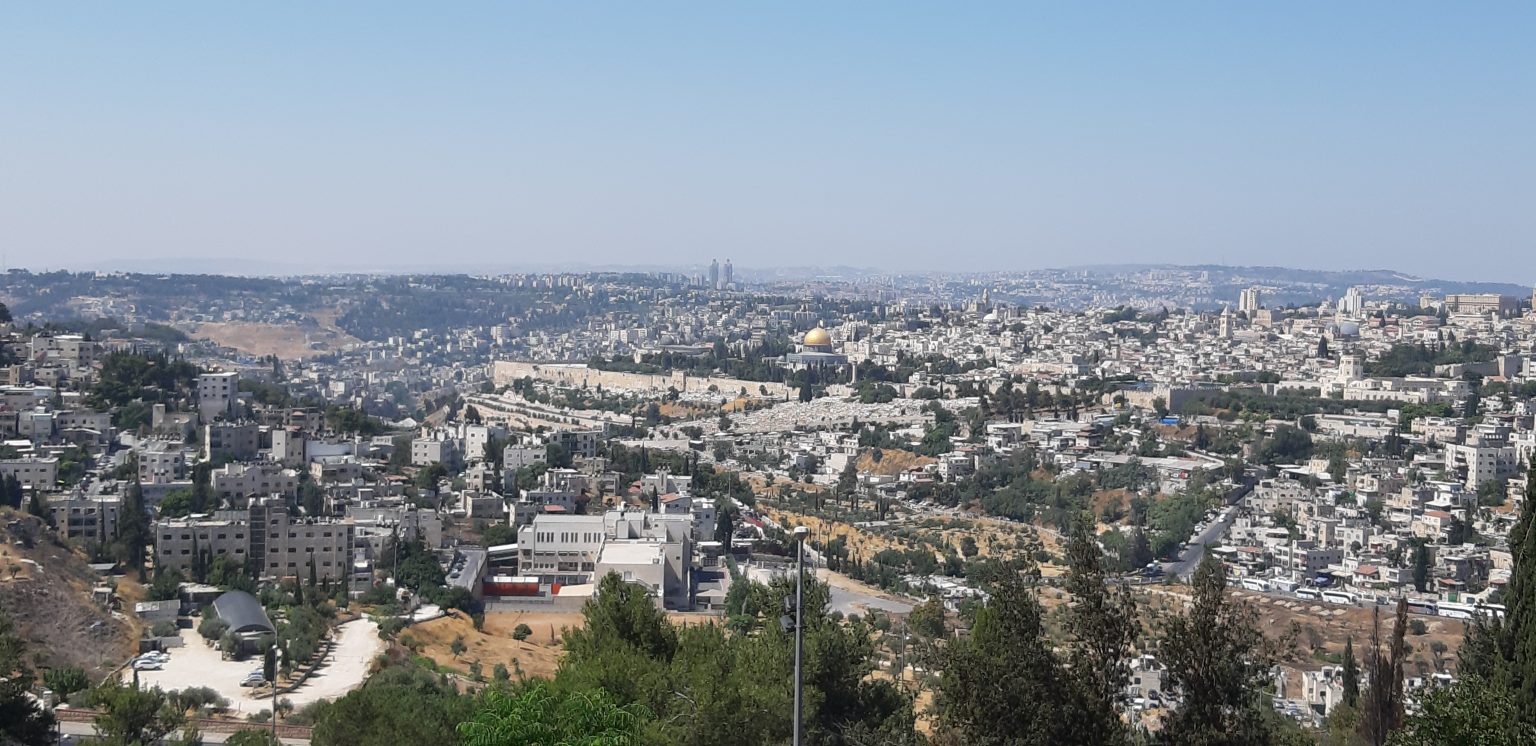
[722,259,733,290]
[1339,286,1363,317]
[708,259,720,290]
[1238,287,1262,315]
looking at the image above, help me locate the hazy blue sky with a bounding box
[2,4,1532,280]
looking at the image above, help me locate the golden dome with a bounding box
[803,327,832,347]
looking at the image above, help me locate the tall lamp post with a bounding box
[268,643,283,739]
[792,525,809,746]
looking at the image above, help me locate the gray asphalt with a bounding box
[1167,507,1239,580]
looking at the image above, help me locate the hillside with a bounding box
[0,509,137,678]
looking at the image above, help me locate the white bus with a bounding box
[1405,598,1438,616]
[1321,590,1356,606]
[1475,603,1506,621]
[1241,578,1270,592]
[1437,601,1476,620]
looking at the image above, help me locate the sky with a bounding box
[1,4,1532,281]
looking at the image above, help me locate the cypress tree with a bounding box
[1505,456,1536,723]
[1358,600,1409,746]
[1343,636,1360,708]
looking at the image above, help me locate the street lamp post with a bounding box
[792,525,809,746]
[270,644,283,739]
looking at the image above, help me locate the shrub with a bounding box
[198,616,229,641]
[151,620,180,639]
[511,623,532,641]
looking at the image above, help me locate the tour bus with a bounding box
[1476,603,1507,621]
[1436,601,1476,620]
[1405,598,1438,616]
[1295,587,1322,600]
[1240,578,1270,593]
[1321,590,1356,606]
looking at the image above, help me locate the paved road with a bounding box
[1168,506,1240,580]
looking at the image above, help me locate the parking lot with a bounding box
[135,618,383,715]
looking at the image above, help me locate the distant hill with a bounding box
[1062,263,1532,297]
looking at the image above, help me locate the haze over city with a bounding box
[3,4,1533,280]
[8,6,1536,746]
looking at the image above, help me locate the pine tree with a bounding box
[1062,514,1137,745]
[937,559,1072,743]
[1159,554,1283,744]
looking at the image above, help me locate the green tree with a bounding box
[713,502,735,555]
[1342,636,1360,708]
[1388,676,1536,746]
[311,665,475,746]
[937,560,1073,744]
[0,611,55,746]
[158,489,196,519]
[44,666,90,701]
[88,680,187,746]
[457,682,654,746]
[1062,513,1138,746]
[147,567,185,602]
[1159,554,1284,745]
[25,490,47,523]
[1358,601,1410,746]
[1460,454,1536,724]
[116,478,152,571]
[907,597,945,640]
[1411,543,1430,593]
[225,730,284,746]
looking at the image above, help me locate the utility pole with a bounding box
[792,525,809,746]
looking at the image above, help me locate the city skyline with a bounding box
[2,4,1532,281]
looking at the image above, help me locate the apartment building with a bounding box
[48,494,122,541]
[411,434,462,469]
[139,440,189,484]
[154,499,355,585]
[0,457,59,491]
[211,462,301,502]
[204,422,260,462]
[1444,442,1519,491]
[197,371,240,423]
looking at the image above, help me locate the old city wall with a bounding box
[492,361,790,399]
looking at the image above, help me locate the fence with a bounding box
[54,708,314,740]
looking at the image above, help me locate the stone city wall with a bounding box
[492,361,790,399]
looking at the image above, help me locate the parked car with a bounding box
[132,659,162,671]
